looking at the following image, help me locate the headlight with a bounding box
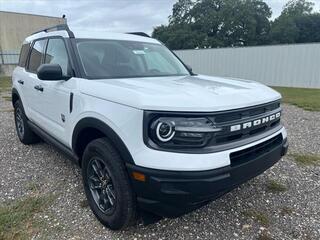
[155,119,175,142]
[148,117,221,148]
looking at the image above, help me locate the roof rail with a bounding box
[31,24,75,38]
[127,32,150,38]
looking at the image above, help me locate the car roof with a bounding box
[24,29,161,45]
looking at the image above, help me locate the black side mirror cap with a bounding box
[37,64,71,81]
[186,64,194,74]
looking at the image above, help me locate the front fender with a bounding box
[72,117,135,164]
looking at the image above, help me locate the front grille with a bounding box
[143,100,282,153]
[230,134,283,166]
[208,101,281,146]
[213,101,280,123]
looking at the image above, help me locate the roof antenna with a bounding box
[62,14,66,19]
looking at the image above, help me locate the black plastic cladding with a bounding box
[143,100,282,154]
[230,134,283,166]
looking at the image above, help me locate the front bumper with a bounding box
[127,135,288,218]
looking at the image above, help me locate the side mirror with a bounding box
[37,64,70,81]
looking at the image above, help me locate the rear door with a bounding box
[23,39,47,123]
[13,43,31,112]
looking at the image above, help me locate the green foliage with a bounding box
[291,154,320,166]
[271,0,319,44]
[272,87,320,111]
[0,76,12,92]
[153,0,272,49]
[2,96,12,102]
[152,24,206,50]
[0,195,54,240]
[243,209,270,226]
[295,13,320,43]
[169,0,194,25]
[282,0,314,16]
[258,233,273,240]
[266,180,287,193]
[271,16,299,43]
[280,206,294,215]
[153,0,320,49]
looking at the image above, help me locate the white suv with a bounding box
[12,24,288,230]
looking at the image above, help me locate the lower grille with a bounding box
[230,134,283,166]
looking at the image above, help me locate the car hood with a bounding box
[79,75,281,112]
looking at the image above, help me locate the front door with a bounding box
[35,37,76,145]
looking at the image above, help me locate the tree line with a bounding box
[152,0,320,49]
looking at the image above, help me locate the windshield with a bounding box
[76,39,189,79]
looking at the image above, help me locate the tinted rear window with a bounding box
[27,39,46,73]
[18,44,30,67]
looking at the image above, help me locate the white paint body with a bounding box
[13,30,286,171]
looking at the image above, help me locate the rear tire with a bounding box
[14,100,40,144]
[82,138,137,230]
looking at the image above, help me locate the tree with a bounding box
[295,13,320,43]
[219,0,272,46]
[153,0,320,49]
[270,0,317,44]
[153,0,272,49]
[152,24,206,50]
[282,0,314,16]
[271,17,299,43]
[169,0,194,25]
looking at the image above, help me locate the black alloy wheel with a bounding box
[82,138,136,230]
[15,107,25,139]
[14,100,40,144]
[87,157,117,214]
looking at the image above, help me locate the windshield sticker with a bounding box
[133,50,146,55]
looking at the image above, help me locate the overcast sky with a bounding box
[1,0,319,34]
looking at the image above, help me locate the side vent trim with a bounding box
[70,92,74,113]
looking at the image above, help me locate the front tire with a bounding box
[14,100,40,144]
[82,138,137,230]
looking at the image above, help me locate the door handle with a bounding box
[34,85,44,92]
[18,80,24,85]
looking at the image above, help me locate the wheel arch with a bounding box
[12,88,21,107]
[72,117,135,166]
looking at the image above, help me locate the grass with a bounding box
[26,181,41,193]
[272,86,320,111]
[280,206,294,216]
[2,96,12,102]
[243,209,270,226]
[266,180,287,193]
[0,76,12,92]
[258,233,274,240]
[0,195,54,240]
[0,109,13,113]
[290,153,320,166]
[79,199,89,208]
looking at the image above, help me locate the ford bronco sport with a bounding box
[12,24,288,230]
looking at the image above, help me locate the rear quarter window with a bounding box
[18,44,30,67]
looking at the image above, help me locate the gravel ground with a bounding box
[0,91,319,240]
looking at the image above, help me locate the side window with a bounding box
[27,39,46,73]
[18,44,30,67]
[45,38,70,76]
